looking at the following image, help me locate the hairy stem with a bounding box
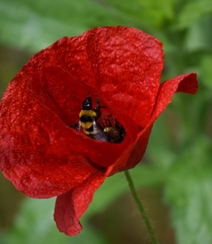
[124,170,158,244]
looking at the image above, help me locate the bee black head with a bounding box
[82,96,92,110]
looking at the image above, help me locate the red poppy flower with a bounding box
[0,26,198,235]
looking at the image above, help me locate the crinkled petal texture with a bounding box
[0,26,198,235]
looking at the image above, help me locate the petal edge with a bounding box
[151,72,198,123]
[54,172,106,235]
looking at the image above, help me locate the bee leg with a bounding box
[70,122,80,131]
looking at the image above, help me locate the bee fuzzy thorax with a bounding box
[70,94,125,144]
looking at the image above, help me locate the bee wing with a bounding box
[90,121,108,141]
[92,121,102,134]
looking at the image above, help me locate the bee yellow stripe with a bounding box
[81,121,93,129]
[79,110,97,117]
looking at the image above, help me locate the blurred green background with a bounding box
[0,0,212,243]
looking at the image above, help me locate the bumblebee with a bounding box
[70,94,125,144]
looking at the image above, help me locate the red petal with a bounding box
[54,172,106,235]
[53,126,153,236]
[83,27,164,126]
[0,27,165,197]
[20,26,164,127]
[0,74,106,198]
[0,26,198,236]
[108,125,153,175]
[150,72,198,123]
[175,73,198,94]
[0,62,137,198]
[107,73,198,175]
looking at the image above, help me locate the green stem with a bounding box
[124,170,158,244]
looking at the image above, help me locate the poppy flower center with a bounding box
[70,94,125,144]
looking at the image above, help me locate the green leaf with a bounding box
[184,15,212,52]
[200,54,212,89]
[0,0,136,52]
[0,198,108,244]
[145,113,177,169]
[87,165,166,217]
[0,165,165,244]
[175,0,212,29]
[165,137,212,244]
[107,0,175,28]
